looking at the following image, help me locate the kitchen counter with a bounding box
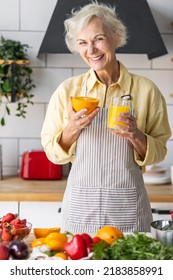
[0,176,173,202]
[0,176,66,202]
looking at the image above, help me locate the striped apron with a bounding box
[61,108,152,234]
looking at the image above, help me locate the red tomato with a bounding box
[93,236,102,244]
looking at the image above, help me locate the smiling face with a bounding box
[76,17,117,75]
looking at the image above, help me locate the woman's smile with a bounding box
[88,54,104,62]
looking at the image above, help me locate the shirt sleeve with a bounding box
[134,90,171,169]
[41,84,76,165]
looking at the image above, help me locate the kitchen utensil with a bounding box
[20,151,62,180]
[151,220,173,245]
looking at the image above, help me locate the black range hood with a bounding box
[38,0,167,59]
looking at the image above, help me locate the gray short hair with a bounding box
[64,1,127,53]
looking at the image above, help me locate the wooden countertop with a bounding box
[0,176,66,202]
[0,176,173,202]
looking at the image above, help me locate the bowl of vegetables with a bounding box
[0,212,32,244]
[151,220,173,246]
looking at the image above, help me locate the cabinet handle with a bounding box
[152,208,171,215]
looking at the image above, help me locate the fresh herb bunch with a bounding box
[0,36,29,60]
[92,232,173,260]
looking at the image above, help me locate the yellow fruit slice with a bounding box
[54,252,68,260]
[33,227,60,238]
[95,225,123,245]
[32,237,45,248]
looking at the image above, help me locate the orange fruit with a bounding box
[45,232,68,251]
[95,226,123,245]
[33,227,60,238]
[54,252,68,260]
[32,237,45,248]
[71,96,99,114]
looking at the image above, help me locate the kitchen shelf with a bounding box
[0,59,30,65]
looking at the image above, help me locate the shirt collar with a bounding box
[86,62,132,94]
[117,62,132,94]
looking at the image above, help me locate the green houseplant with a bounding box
[0,36,35,126]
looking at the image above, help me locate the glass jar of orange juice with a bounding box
[107,97,131,132]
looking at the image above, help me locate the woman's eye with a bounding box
[95,37,104,41]
[78,41,87,46]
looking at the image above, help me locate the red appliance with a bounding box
[20,151,62,180]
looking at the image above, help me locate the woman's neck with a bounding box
[95,60,120,87]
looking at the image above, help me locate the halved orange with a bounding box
[33,227,60,238]
[95,225,123,245]
[71,96,99,114]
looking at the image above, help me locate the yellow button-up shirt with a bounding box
[41,62,171,170]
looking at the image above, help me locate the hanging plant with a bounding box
[0,36,35,126]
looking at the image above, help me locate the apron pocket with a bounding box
[104,188,137,227]
[69,186,137,228]
[69,186,102,225]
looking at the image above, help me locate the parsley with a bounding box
[92,232,173,260]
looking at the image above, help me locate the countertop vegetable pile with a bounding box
[1,217,173,260]
[30,226,173,260]
[30,231,101,260]
[92,231,173,260]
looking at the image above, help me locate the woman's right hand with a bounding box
[59,107,100,152]
[69,107,100,130]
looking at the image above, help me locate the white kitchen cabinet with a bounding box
[151,203,173,220]
[0,201,19,217]
[19,202,62,229]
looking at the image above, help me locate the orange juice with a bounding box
[107,105,130,130]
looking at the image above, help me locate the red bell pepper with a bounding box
[81,233,94,253]
[64,234,88,260]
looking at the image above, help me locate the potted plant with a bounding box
[0,36,35,126]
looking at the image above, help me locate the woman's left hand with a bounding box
[113,112,147,160]
[112,112,138,139]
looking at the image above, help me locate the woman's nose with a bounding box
[87,43,96,55]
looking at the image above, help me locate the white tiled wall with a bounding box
[0,0,173,176]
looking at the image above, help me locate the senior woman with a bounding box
[41,1,171,234]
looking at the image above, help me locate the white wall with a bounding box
[0,0,173,176]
